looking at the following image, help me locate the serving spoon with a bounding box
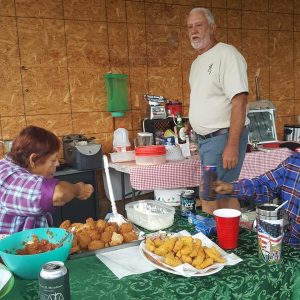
[57,227,75,247]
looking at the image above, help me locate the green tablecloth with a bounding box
[3,212,300,300]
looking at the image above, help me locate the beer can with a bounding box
[201,165,218,201]
[180,189,196,217]
[39,261,70,300]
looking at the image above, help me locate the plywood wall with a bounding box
[1,0,300,158]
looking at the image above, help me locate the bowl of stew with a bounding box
[0,227,72,279]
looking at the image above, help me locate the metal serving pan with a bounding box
[68,224,144,260]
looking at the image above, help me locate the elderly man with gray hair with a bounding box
[187,8,249,214]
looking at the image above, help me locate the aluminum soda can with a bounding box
[201,165,218,201]
[39,261,70,300]
[180,189,196,217]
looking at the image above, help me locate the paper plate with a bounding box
[139,241,223,277]
[0,264,14,299]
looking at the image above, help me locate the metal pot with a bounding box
[284,124,300,142]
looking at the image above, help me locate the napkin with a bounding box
[96,245,156,279]
[0,264,12,291]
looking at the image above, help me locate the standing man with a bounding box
[187,7,249,214]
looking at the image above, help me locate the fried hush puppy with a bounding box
[119,222,133,234]
[88,240,105,251]
[101,231,113,244]
[84,218,96,230]
[145,236,226,270]
[59,219,71,230]
[122,231,138,243]
[87,229,101,241]
[96,219,106,233]
[77,232,92,249]
[104,224,118,235]
[109,232,124,247]
[107,222,118,232]
[60,218,138,254]
[70,223,84,232]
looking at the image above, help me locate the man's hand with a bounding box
[214,180,234,194]
[222,144,239,169]
[76,183,94,200]
[223,92,247,169]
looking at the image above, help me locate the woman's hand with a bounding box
[76,183,94,200]
[53,181,94,206]
[214,180,234,194]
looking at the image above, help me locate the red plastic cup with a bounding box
[213,208,241,249]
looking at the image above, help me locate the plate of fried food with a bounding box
[59,218,144,259]
[140,230,242,277]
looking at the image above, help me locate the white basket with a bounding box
[165,145,184,161]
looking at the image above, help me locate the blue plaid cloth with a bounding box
[233,153,300,248]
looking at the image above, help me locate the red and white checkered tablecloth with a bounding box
[129,147,293,190]
[238,147,293,179]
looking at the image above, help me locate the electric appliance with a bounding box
[63,134,102,170]
[144,94,167,119]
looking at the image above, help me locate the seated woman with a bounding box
[0,125,94,234]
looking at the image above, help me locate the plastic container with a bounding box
[110,151,135,162]
[135,145,166,165]
[125,200,175,231]
[113,128,131,152]
[0,228,72,279]
[136,132,153,146]
[165,145,184,161]
[104,73,129,117]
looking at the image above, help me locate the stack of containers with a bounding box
[135,145,166,165]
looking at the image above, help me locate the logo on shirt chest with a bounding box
[208,63,213,75]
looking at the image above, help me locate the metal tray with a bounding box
[68,224,145,260]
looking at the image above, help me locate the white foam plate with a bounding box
[0,265,12,291]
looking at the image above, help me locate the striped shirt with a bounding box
[0,156,58,234]
[233,153,300,248]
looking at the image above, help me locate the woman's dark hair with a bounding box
[9,126,60,168]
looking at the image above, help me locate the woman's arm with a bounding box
[52,181,94,206]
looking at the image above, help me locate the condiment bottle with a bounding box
[176,113,186,144]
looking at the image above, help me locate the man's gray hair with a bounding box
[189,8,215,25]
